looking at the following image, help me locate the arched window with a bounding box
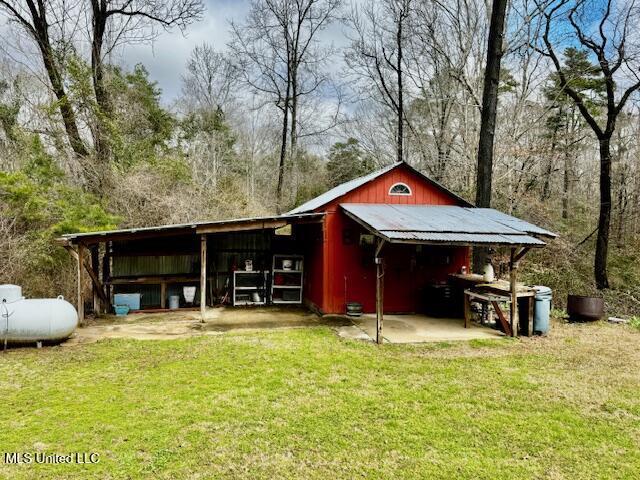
[389,182,412,196]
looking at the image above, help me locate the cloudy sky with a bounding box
[120,0,349,104]
[119,0,248,103]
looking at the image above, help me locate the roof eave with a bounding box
[58,212,325,245]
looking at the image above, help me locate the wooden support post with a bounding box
[375,238,385,345]
[463,292,471,328]
[90,245,100,316]
[200,234,207,322]
[160,282,167,309]
[77,243,86,326]
[509,248,519,337]
[103,242,111,313]
[527,296,534,337]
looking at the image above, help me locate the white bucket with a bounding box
[183,286,196,303]
[169,295,180,310]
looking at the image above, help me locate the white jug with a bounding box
[483,264,495,282]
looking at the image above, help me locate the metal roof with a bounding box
[59,212,323,243]
[382,232,545,246]
[473,208,557,238]
[341,204,554,247]
[288,161,472,214]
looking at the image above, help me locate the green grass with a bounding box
[1,324,639,479]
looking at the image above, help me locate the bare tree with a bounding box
[402,0,488,181]
[180,44,239,190]
[0,0,88,157]
[230,0,340,212]
[182,43,239,112]
[88,0,203,163]
[536,0,640,289]
[345,0,411,164]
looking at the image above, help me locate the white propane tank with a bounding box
[0,284,78,344]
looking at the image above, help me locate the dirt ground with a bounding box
[62,307,352,346]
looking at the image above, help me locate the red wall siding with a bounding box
[320,213,469,313]
[300,224,324,311]
[303,164,471,314]
[333,167,457,207]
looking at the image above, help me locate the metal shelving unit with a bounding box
[271,255,303,304]
[233,270,268,306]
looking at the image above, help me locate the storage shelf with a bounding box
[233,270,268,306]
[271,254,304,305]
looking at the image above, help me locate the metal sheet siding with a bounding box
[112,255,198,276]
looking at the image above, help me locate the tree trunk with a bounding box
[276,84,291,214]
[289,65,298,204]
[562,148,570,219]
[37,40,88,158]
[91,4,112,172]
[541,159,553,200]
[595,136,612,289]
[561,117,571,219]
[396,15,404,164]
[473,0,508,272]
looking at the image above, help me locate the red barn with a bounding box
[62,161,555,340]
[289,161,474,315]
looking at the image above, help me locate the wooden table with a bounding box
[451,274,536,337]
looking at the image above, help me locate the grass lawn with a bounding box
[1,321,639,479]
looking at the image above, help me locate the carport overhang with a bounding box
[57,212,324,326]
[340,204,557,343]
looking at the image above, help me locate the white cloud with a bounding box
[119,0,250,104]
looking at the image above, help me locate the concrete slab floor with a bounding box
[337,314,505,344]
[61,307,502,346]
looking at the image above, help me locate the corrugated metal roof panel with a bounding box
[472,208,557,238]
[288,162,402,214]
[60,212,323,242]
[341,204,554,247]
[381,231,545,246]
[341,204,520,234]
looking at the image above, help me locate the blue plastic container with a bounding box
[533,286,552,334]
[114,304,130,316]
[113,293,141,311]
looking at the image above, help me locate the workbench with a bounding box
[450,273,536,336]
